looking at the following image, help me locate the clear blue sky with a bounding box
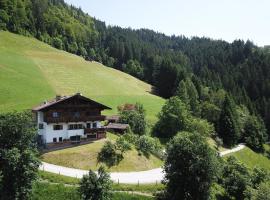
[64,0,269,46]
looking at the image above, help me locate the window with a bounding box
[59,137,63,142]
[78,124,83,129]
[86,123,91,129]
[52,112,60,118]
[68,124,73,130]
[53,138,57,143]
[92,122,97,128]
[68,124,83,130]
[53,125,63,130]
[39,123,44,129]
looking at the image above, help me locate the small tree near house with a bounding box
[118,103,146,135]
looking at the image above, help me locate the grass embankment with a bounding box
[226,144,270,171]
[37,170,162,199]
[32,182,154,200]
[0,31,164,123]
[41,133,163,172]
[227,144,270,170]
[39,170,165,194]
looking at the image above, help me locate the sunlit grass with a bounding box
[0,31,164,124]
[41,133,163,172]
[225,144,270,171]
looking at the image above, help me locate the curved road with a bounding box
[40,144,245,184]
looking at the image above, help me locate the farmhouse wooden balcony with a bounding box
[84,127,106,134]
[45,115,106,123]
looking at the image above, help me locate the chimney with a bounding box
[76,92,82,96]
[43,100,47,104]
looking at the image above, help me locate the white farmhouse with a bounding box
[32,93,111,147]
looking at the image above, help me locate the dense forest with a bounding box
[0,0,270,137]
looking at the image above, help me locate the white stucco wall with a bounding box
[36,113,102,144]
[44,123,68,143]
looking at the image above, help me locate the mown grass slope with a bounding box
[0,31,164,123]
[42,133,163,172]
[226,144,270,171]
[32,182,154,200]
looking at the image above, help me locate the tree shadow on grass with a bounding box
[97,153,124,168]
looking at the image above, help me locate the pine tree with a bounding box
[218,95,240,147]
[186,78,200,116]
[175,80,189,106]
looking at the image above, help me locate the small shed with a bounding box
[105,115,120,123]
[105,123,129,134]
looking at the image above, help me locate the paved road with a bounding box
[40,144,245,184]
[219,144,245,156]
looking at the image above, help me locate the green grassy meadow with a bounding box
[39,170,165,193]
[226,144,270,171]
[41,133,163,172]
[0,31,164,123]
[32,182,154,200]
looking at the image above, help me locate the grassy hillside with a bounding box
[42,133,163,172]
[33,182,154,200]
[0,31,164,123]
[226,144,270,171]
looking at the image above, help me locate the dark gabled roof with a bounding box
[105,123,129,130]
[32,93,111,112]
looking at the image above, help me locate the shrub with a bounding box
[115,137,132,155]
[122,131,139,144]
[98,141,119,166]
[119,103,146,135]
[52,37,63,49]
[135,135,163,159]
[79,166,112,200]
[215,136,223,149]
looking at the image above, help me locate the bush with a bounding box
[79,166,112,200]
[115,137,132,155]
[122,131,139,144]
[187,117,215,137]
[52,37,63,49]
[98,141,120,166]
[135,135,164,159]
[119,103,147,135]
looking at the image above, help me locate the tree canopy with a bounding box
[161,131,219,200]
[0,111,40,200]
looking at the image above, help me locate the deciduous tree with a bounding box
[161,131,219,200]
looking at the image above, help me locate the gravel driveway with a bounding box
[40,144,245,184]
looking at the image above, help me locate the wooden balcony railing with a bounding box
[45,115,106,123]
[84,128,105,134]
